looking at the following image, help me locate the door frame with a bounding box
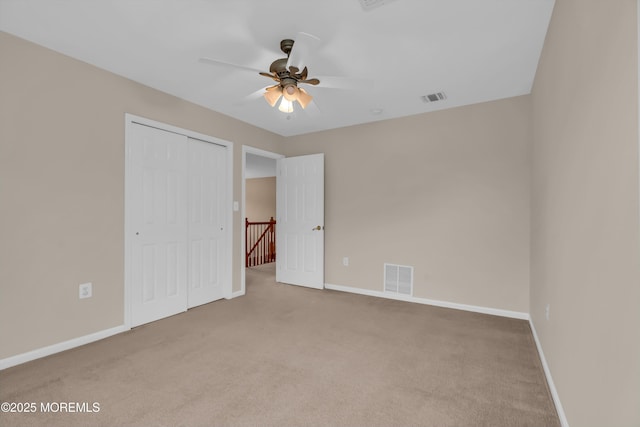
[124,113,234,329]
[240,145,284,296]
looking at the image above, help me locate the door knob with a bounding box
[312,225,322,231]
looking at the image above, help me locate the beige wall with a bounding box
[284,96,532,313]
[0,31,283,358]
[530,0,640,426]
[245,177,276,222]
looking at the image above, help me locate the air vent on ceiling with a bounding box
[422,92,447,103]
[384,263,413,296]
[358,0,398,12]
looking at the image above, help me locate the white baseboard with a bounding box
[229,289,245,299]
[324,283,529,320]
[528,319,569,427]
[0,324,129,371]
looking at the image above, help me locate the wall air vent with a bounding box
[422,92,447,103]
[384,263,413,296]
[358,0,398,12]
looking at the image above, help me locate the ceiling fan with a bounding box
[199,33,369,113]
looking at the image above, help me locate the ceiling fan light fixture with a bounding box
[278,97,294,113]
[282,84,298,101]
[297,87,313,109]
[263,88,283,107]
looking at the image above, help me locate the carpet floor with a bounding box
[0,263,560,427]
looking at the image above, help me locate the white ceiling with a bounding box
[0,0,555,137]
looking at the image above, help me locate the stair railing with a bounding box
[246,217,276,267]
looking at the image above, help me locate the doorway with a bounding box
[241,147,326,294]
[241,146,283,295]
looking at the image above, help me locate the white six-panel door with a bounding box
[129,124,189,326]
[187,138,227,308]
[128,121,229,327]
[276,154,325,289]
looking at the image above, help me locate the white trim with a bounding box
[324,283,529,320]
[241,146,284,296]
[529,320,570,427]
[124,113,234,327]
[223,133,234,300]
[0,325,128,370]
[229,290,246,299]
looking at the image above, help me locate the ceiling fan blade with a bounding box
[315,75,374,90]
[263,86,283,107]
[231,85,275,106]
[299,78,320,86]
[238,87,270,103]
[299,67,308,81]
[286,32,321,72]
[259,72,280,81]
[198,57,268,75]
[296,87,313,109]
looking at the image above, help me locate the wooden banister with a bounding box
[246,217,276,267]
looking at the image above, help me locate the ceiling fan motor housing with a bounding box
[269,58,290,77]
[280,76,297,87]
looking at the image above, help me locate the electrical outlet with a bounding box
[545,304,550,320]
[342,257,349,266]
[79,283,92,299]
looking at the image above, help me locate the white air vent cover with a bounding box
[422,92,447,103]
[358,0,398,11]
[384,263,413,296]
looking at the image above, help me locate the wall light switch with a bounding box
[233,201,239,211]
[343,257,349,266]
[79,282,92,299]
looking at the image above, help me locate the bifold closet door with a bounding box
[129,124,189,327]
[187,138,227,308]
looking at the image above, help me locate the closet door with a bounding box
[129,124,189,327]
[187,138,227,308]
